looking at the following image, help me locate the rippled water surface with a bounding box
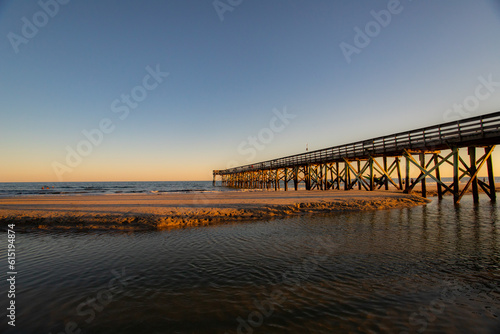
[1,195,500,333]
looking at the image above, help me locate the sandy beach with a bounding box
[0,190,430,231]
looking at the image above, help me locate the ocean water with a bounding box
[1,177,498,197]
[1,194,499,333]
[0,181,228,197]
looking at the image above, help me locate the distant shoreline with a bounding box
[0,190,431,231]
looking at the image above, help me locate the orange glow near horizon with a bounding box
[1,149,499,183]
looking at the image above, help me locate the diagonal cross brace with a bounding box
[370,156,401,190]
[457,146,495,202]
[343,158,370,191]
[403,149,455,194]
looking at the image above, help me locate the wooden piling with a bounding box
[433,154,443,199]
[486,147,496,202]
[405,154,410,193]
[383,156,389,190]
[357,160,362,190]
[419,153,426,198]
[453,148,460,203]
[396,157,402,190]
[213,112,500,204]
[468,147,479,203]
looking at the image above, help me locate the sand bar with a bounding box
[0,190,430,231]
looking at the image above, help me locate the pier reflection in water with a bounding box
[2,195,499,333]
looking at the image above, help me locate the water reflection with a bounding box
[0,194,499,333]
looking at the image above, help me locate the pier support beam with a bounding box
[457,146,496,203]
[396,158,402,190]
[305,165,311,190]
[335,162,340,190]
[344,161,350,191]
[405,154,410,193]
[324,164,328,190]
[401,146,495,204]
[403,149,451,198]
[284,168,288,191]
[453,148,460,203]
[419,153,427,198]
[486,147,496,202]
[357,160,362,190]
[433,154,443,199]
[469,147,479,203]
[383,157,389,190]
[370,156,401,191]
[293,167,299,191]
[343,158,371,191]
[214,143,496,204]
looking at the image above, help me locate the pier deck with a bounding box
[214,112,500,203]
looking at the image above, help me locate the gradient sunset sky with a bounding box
[1,0,500,182]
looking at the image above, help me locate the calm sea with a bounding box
[1,194,499,333]
[0,181,231,197]
[1,178,499,197]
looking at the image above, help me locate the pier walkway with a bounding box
[214,112,500,203]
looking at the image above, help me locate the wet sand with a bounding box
[0,190,429,231]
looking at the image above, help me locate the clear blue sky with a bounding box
[1,0,500,181]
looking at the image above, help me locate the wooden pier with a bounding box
[214,112,500,203]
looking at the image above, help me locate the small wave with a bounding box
[163,189,209,193]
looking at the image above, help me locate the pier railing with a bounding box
[217,111,500,175]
